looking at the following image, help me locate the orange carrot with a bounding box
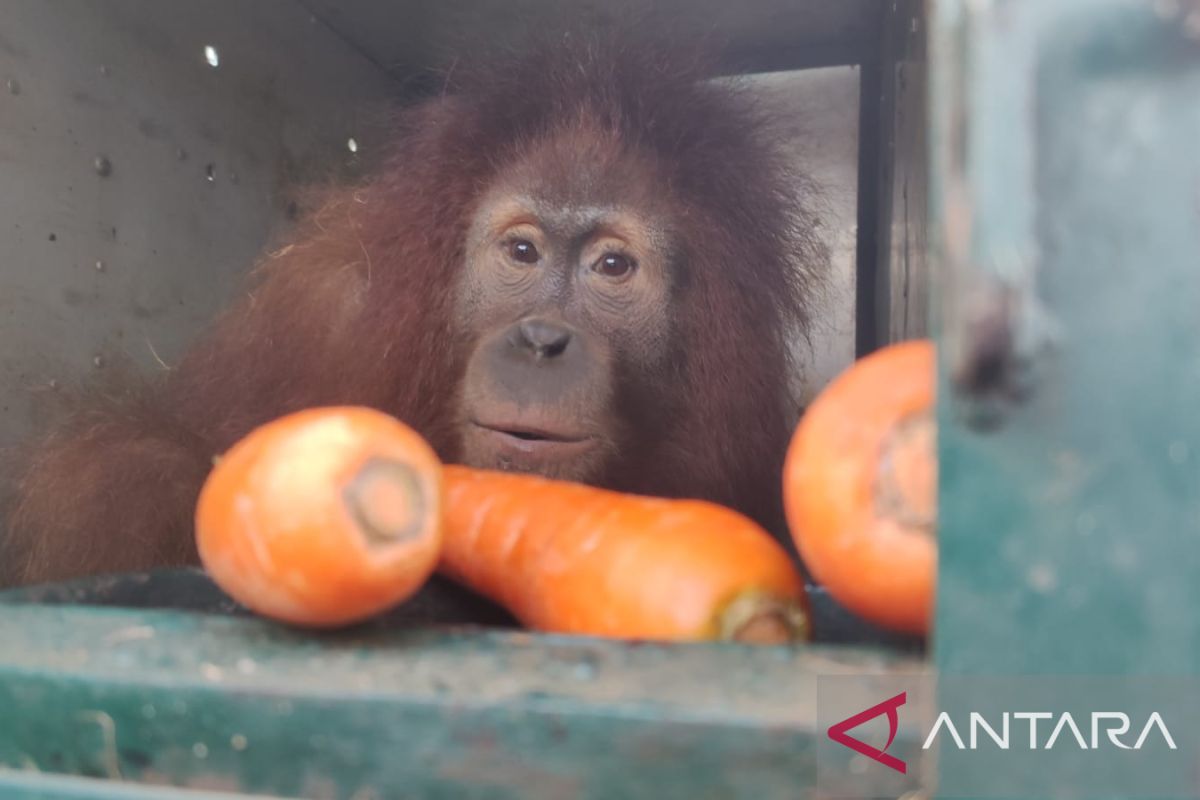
[440,466,809,643]
[195,406,443,627]
[783,339,936,635]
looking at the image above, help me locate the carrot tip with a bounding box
[343,457,429,548]
[718,590,811,644]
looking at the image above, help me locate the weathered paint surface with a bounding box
[0,567,928,652]
[934,0,1200,674]
[0,768,274,799]
[0,605,924,799]
[931,0,1200,795]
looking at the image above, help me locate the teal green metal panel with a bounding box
[928,4,1200,796]
[0,769,272,799]
[0,605,923,798]
[933,0,1200,674]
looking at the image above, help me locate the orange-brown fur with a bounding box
[0,29,825,588]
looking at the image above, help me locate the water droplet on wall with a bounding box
[204,45,220,68]
[95,260,106,272]
[347,137,358,153]
[94,155,113,177]
[1026,563,1058,593]
[5,78,19,95]
[92,355,105,368]
[205,163,216,182]
[1186,12,1200,40]
[1154,0,1177,14]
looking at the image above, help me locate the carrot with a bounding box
[783,339,936,635]
[195,406,443,627]
[439,466,810,643]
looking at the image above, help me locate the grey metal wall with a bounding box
[0,2,860,448]
[0,1,397,447]
[749,67,860,407]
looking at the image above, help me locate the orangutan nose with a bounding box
[513,317,573,360]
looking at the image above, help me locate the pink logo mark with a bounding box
[827,692,907,774]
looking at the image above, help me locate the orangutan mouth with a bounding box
[470,420,595,458]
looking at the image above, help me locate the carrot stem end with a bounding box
[343,457,428,548]
[718,590,811,644]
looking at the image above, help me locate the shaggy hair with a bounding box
[1,26,826,586]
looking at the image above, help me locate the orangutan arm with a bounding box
[0,396,213,586]
[0,215,374,587]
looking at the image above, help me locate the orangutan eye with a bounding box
[594,252,636,279]
[508,239,540,264]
